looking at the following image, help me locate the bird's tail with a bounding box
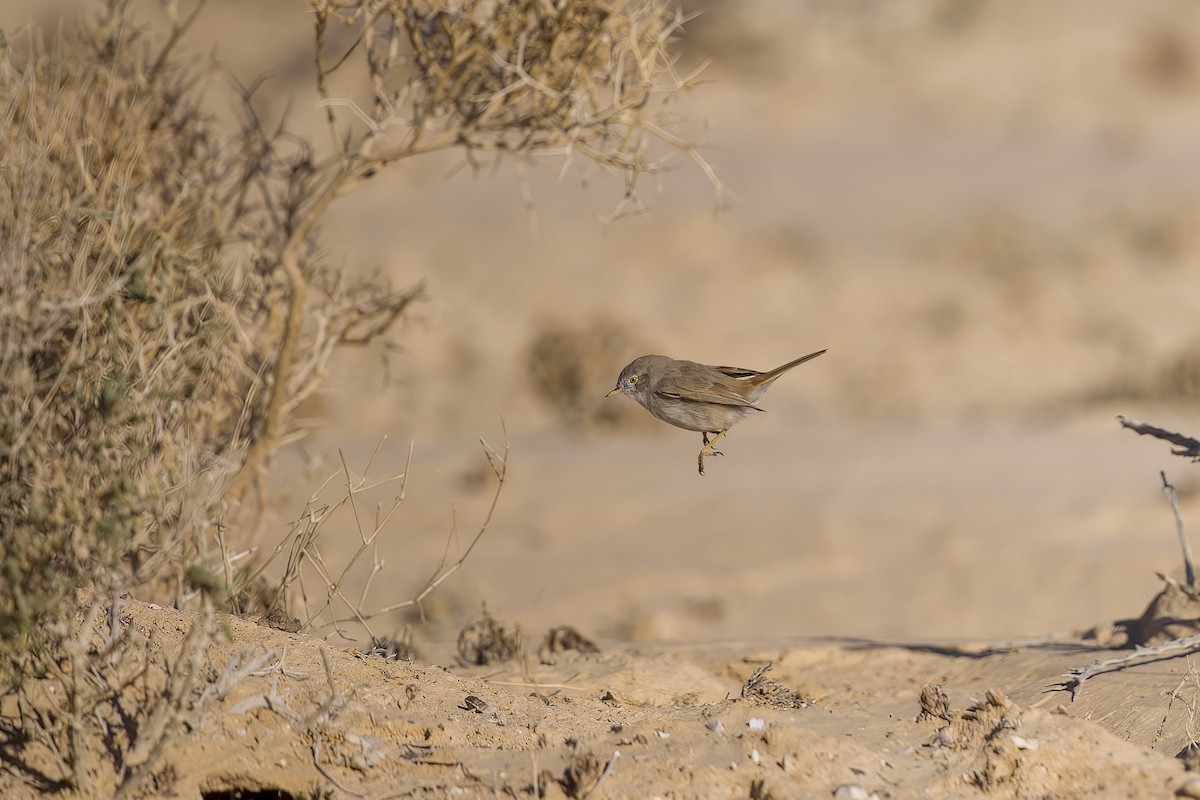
[730,348,827,403]
[761,348,827,381]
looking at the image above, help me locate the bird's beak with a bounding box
[605,386,622,398]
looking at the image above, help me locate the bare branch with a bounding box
[1055,634,1200,701]
[1117,415,1200,460]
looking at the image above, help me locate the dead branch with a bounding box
[1054,634,1200,701]
[1117,415,1200,460]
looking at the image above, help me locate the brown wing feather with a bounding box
[655,388,763,409]
[654,370,759,408]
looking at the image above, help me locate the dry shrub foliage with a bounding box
[0,0,420,683]
[0,9,252,663]
[312,0,720,216]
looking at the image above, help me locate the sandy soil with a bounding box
[8,0,1200,797]
[41,599,1200,798]
[8,597,1200,799]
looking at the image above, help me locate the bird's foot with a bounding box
[697,449,724,475]
[698,431,728,475]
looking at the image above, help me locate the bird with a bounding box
[606,349,827,474]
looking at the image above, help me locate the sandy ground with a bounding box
[8,0,1200,797]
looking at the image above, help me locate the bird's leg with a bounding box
[701,431,726,456]
[697,431,727,475]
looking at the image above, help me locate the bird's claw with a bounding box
[697,450,723,475]
[698,432,726,475]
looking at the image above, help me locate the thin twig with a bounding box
[372,428,509,618]
[1163,471,1195,588]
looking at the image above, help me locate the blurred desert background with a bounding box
[8,1,1200,797]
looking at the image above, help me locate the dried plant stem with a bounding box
[1056,634,1200,700]
[373,431,509,621]
[1162,471,1195,588]
[244,432,505,646]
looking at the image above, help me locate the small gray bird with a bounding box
[606,349,827,474]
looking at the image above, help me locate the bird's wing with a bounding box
[654,372,760,408]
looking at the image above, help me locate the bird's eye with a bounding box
[628,375,638,385]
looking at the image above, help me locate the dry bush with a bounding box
[740,662,814,709]
[538,625,600,665]
[0,0,419,680]
[0,594,267,798]
[0,5,251,673]
[310,0,725,219]
[457,607,521,665]
[526,315,656,430]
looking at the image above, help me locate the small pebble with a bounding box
[1010,735,1038,751]
[750,748,761,765]
[832,784,871,800]
[748,717,766,730]
[706,719,725,733]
